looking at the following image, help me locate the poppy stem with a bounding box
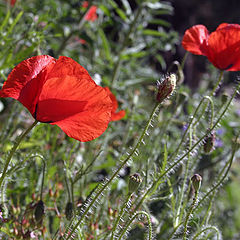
[65,102,160,240]
[210,70,224,96]
[0,119,38,190]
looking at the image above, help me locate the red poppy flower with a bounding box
[182,23,240,71]
[82,1,98,22]
[0,55,113,142]
[104,87,125,121]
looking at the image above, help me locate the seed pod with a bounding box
[203,131,215,153]
[128,173,142,194]
[191,174,202,192]
[156,74,176,103]
[65,202,74,220]
[34,200,45,223]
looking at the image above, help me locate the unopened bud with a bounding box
[128,173,142,194]
[34,200,45,223]
[203,131,215,153]
[65,202,74,220]
[191,174,202,192]
[221,93,229,105]
[156,74,176,102]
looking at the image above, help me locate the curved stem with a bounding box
[65,102,160,240]
[129,82,240,223]
[118,211,152,240]
[192,226,220,240]
[0,119,38,189]
[196,132,239,210]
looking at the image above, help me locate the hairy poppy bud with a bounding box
[156,74,176,103]
[203,131,215,153]
[128,173,142,194]
[65,202,74,220]
[191,174,202,192]
[34,200,45,223]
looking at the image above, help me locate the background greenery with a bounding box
[0,0,240,239]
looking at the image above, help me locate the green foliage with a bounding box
[0,1,240,240]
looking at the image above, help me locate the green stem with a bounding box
[183,190,199,239]
[165,96,213,172]
[65,102,160,240]
[40,159,46,200]
[174,126,192,227]
[111,4,143,87]
[196,133,238,210]
[210,71,224,96]
[129,81,240,222]
[64,174,71,203]
[0,119,38,190]
[192,226,220,240]
[180,52,189,70]
[110,194,132,240]
[118,211,152,240]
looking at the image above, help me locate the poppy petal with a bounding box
[104,87,125,121]
[48,82,112,142]
[111,110,126,121]
[182,25,209,55]
[0,55,56,115]
[36,57,112,142]
[206,26,240,71]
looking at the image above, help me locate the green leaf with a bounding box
[142,29,168,37]
[0,10,11,32]
[98,28,112,62]
[6,11,24,37]
[149,19,171,28]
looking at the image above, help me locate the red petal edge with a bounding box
[182,25,209,55]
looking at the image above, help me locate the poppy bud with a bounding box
[191,174,202,192]
[65,202,74,220]
[128,173,142,194]
[156,74,176,103]
[221,93,229,105]
[203,131,215,153]
[34,200,45,223]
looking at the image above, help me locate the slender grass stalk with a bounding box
[0,119,38,190]
[118,211,152,240]
[65,102,160,240]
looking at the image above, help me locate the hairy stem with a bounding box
[65,102,160,239]
[118,211,152,240]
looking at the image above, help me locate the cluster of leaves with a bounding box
[0,0,240,240]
